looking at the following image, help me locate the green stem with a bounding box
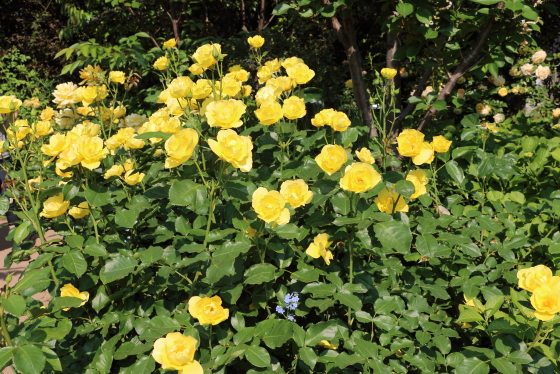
[0,306,13,346]
[90,211,100,244]
[47,259,60,288]
[203,182,216,247]
[527,320,543,353]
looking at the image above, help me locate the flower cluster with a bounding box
[276,293,300,321]
[517,265,560,321]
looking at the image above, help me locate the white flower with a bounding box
[532,50,547,64]
[521,63,534,76]
[55,108,77,129]
[493,113,505,123]
[492,75,505,87]
[124,113,148,129]
[535,65,551,80]
[52,82,78,108]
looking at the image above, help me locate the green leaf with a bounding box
[224,181,256,202]
[476,216,502,232]
[490,358,517,374]
[469,0,502,4]
[126,356,156,374]
[305,320,338,346]
[139,246,164,264]
[114,209,139,228]
[334,290,362,310]
[169,180,207,214]
[0,196,9,215]
[432,100,447,111]
[261,320,293,349]
[2,294,26,317]
[245,346,271,368]
[291,268,320,283]
[446,160,465,185]
[415,8,431,24]
[461,114,479,128]
[0,347,13,370]
[374,220,412,253]
[301,282,337,297]
[332,192,351,215]
[457,306,484,323]
[395,180,415,198]
[396,3,414,17]
[507,351,532,364]
[13,345,46,374]
[303,87,323,104]
[84,243,107,257]
[12,267,52,292]
[272,2,292,15]
[14,221,30,243]
[100,256,137,283]
[354,338,378,359]
[63,250,87,277]
[133,131,172,140]
[455,357,490,374]
[522,5,538,20]
[42,347,62,372]
[299,347,317,369]
[244,264,276,284]
[50,296,83,312]
[149,316,181,335]
[85,184,111,207]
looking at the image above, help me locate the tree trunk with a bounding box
[258,0,266,31]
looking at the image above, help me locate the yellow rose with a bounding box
[381,68,397,79]
[166,97,189,116]
[265,58,281,72]
[306,233,333,265]
[40,194,70,218]
[247,35,265,48]
[56,147,84,171]
[311,109,336,127]
[60,284,89,311]
[205,99,246,129]
[218,76,241,97]
[52,82,78,107]
[191,79,213,99]
[330,111,351,132]
[431,135,452,153]
[412,142,434,165]
[242,85,252,97]
[531,277,560,321]
[518,265,554,292]
[188,296,229,325]
[32,120,53,139]
[282,96,306,120]
[255,85,282,106]
[109,71,125,83]
[498,87,508,97]
[164,128,199,169]
[0,95,23,113]
[280,179,313,208]
[154,56,169,70]
[345,80,353,89]
[68,201,90,219]
[188,63,205,75]
[160,117,182,134]
[40,106,54,121]
[374,187,408,213]
[152,332,203,374]
[252,187,290,225]
[56,167,73,178]
[123,158,134,171]
[315,144,347,175]
[318,340,339,350]
[192,43,221,68]
[286,63,315,85]
[552,108,560,118]
[124,170,145,186]
[268,76,294,92]
[406,174,427,199]
[254,100,283,126]
[76,135,109,170]
[257,66,273,84]
[356,148,375,164]
[163,38,177,48]
[281,57,304,69]
[396,129,424,158]
[340,163,382,193]
[168,76,194,98]
[104,164,125,179]
[208,129,253,172]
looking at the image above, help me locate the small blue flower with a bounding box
[276,306,285,314]
[288,315,295,321]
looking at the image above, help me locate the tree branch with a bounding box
[392,65,435,132]
[416,8,501,132]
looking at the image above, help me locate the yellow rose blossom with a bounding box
[255,85,282,106]
[218,76,241,97]
[531,277,560,321]
[486,123,499,133]
[113,105,126,120]
[40,194,70,218]
[40,106,54,121]
[79,65,105,86]
[306,233,334,265]
[268,76,294,92]
[164,128,199,169]
[163,38,177,48]
[408,169,428,186]
[498,87,508,97]
[282,96,306,120]
[104,164,125,179]
[552,108,560,118]
[166,97,189,116]
[381,68,397,79]
[315,144,347,175]
[160,117,182,134]
[286,63,315,85]
[257,65,273,84]
[60,284,89,311]
[188,63,205,75]
[330,111,351,132]
[123,158,134,171]
[532,50,547,64]
[252,187,290,225]
[374,187,409,213]
[311,109,336,127]
[464,294,482,312]
[188,296,229,325]
[265,58,281,72]
[318,340,339,350]
[124,170,145,186]
[76,135,109,170]
[396,129,424,158]
[190,79,213,99]
[208,129,253,172]
[0,96,23,114]
[32,120,53,139]
[52,82,78,107]
[517,265,554,292]
[254,100,283,126]
[345,79,353,89]
[109,71,125,84]
[340,163,382,193]
[356,148,375,164]
[476,103,491,116]
[68,202,90,219]
[431,135,452,153]
[168,77,193,99]
[192,43,221,68]
[41,133,68,156]
[154,56,169,70]
[242,85,252,97]
[56,147,83,171]
[281,57,304,69]
[205,99,247,129]
[247,35,265,48]
[152,333,203,374]
[406,174,427,199]
[56,167,72,178]
[76,106,94,117]
[280,179,313,208]
[412,142,434,165]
